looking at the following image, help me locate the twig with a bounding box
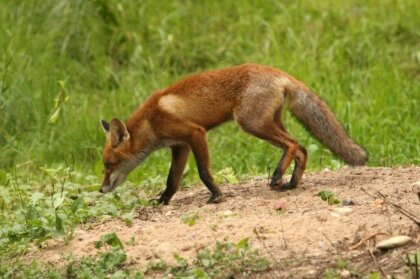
[376,191,420,227]
[360,187,377,199]
[321,232,340,254]
[361,188,420,226]
[367,248,387,278]
[349,232,389,250]
[267,165,271,186]
[385,206,393,235]
[280,218,288,249]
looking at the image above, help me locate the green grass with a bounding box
[0,0,419,277]
[1,0,419,180]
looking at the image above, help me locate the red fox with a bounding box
[100,64,367,204]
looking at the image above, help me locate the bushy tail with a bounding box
[287,89,368,165]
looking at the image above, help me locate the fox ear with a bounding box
[100,120,110,133]
[109,118,130,147]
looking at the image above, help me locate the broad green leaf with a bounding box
[55,213,65,234]
[53,197,65,209]
[31,192,44,205]
[95,232,124,250]
[99,250,127,269]
[235,238,250,250]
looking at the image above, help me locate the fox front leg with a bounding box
[158,145,190,205]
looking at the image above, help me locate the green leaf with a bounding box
[235,238,250,250]
[99,250,127,270]
[121,210,134,226]
[181,212,199,226]
[0,187,11,205]
[215,167,238,184]
[53,197,65,209]
[70,196,83,215]
[317,189,340,205]
[317,189,334,201]
[55,213,65,234]
[190,269,210,279]
[0,169,7,185]
[47,107,61,124]
[95,232,124,250]
[368,272,381,279]
[31,192,44,205]
[48,80,70,125]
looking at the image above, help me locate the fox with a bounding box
[99,63,368,204]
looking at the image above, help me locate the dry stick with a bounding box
[367,248,387,278]
[385,205,394,235]
[320,232,341,255]
[361,188,420,226]
[349,232,389,250]
[280,218,288,249]
[376,191,420,227]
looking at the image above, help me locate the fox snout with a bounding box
[99,168,129,194]
[99,183,114,193]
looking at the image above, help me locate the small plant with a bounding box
[336,259,348,269]
[95,232,124,250]
[47,80,70,125]
[214,167,239,184]
[317,190,340,205]
[67,232,132,278]
[181,212,200,226]
[145,238,270,278]
[0,167,159,259]
[368,272,381,279]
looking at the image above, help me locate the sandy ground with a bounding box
[33,166,419,278]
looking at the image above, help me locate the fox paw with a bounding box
[279,182,297,191]
[270,181,296,191]
[269,181,283,191]
[207,194,226,204]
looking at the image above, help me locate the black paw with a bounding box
[269,181,283,191]
[279,182,297,191]
[207,194,226,204]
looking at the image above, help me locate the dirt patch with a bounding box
[32,166,419,277]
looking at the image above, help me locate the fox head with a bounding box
[99,118,136,193]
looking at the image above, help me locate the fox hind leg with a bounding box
[272,117,307,190]
[236,113,307,190]
[271,143,307,190]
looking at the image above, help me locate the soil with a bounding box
[33,166,419,278]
